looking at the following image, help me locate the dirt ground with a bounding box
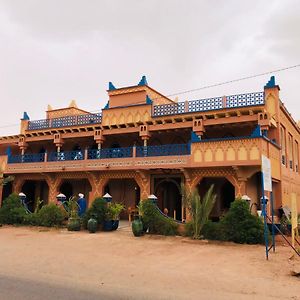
[0,223,299,300]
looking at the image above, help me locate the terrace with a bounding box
[26,91,264,131]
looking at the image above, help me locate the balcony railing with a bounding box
[88,147,133,159]
[136,144,190,157]
[7,153,45,163]
[48,150,84,162]
[152,91,264,117]
[7,144,191,164]
[28,113,102,130]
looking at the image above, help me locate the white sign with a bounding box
[261,155,272,192]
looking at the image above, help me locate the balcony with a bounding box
[4,137,280,175]
[5,144,191,173]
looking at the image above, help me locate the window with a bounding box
[288,133,293,170]
[295,141,299,172]
[280,126,286,166]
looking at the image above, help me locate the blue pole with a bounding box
[261,172,269,260]
[270,191,275,252]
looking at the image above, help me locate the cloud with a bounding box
[0,0,300,136]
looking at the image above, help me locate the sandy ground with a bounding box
[0,223,299,300]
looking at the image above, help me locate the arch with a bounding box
[21,180,49,212]
[104,178,141,219]
[154,177,182,221]
[197,177,235,221]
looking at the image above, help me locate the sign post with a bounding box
[291,193,298,249]
[261,155,273,260]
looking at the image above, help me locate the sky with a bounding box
[0,0,300,136]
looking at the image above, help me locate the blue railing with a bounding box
[136,143,190,157]
[8,153,45,163]
[28,113,102,130]
[88,147,133,159]
[152,91,264,117]
[48,150,84,161]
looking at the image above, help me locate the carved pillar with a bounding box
[135,170,150,200]
[45,175,62,204]
[12,176,24,194]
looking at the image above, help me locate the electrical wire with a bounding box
[0,63,300,129]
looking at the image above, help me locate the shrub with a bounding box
[106,203,124,220]
[219,200,265,244]
[23,213,39,226]
[36,204,65,227]
[83,197,107,228]
[139,200,178,236]
[0,193,27,224]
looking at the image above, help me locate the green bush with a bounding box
[139,200,178,236]
[0,193,27,224]
[219,200,264,244]
[186,200,265,244]
[36,204,65,227]
[23,213,39,226]
[83,197,107,228]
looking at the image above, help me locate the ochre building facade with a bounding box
[0,76,299,220]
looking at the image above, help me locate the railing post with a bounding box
[84,148,88,160]
[44,152,48,162]
[222,95,227,108]
[185,100,189,113]
[132,145,136,158]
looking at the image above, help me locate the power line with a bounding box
[162,63,300,99]
[0,63,299,129]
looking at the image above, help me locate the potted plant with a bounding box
[87,214,98,233]
[104,203,124,231]
[66,196,81,231]
[132,215,144,237]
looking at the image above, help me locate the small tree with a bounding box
[181,184,216,239]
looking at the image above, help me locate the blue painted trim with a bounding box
[104,102,109,109]
[264,76,276,88]
[251,125,261,137]
[108,82,116,90]
[191,131,201,142]
[22,112,30,120]
[146,95,152,105]
[138,75,148,86]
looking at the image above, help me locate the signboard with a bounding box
[261,155,272,192]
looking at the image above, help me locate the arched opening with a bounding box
[104,179,140,219]
[154,177,182,221]
[59,179,92,205]
[21,180,49,212]
[60,182,73,201]
[198,177,235,221]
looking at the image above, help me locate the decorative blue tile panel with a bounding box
[136,143,190,157]
[88,147,133,159]
[28,119,51,130]
[188,97,223,112]
[153,102,185,116]
[8,153,45,163]
[226,92,264,108]
[48,150,84,161]
[27,113,102,130]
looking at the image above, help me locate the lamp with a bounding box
[148,194,158,205]
[56,193,66,202]
[241,194,251,206]
[103,193,112,203]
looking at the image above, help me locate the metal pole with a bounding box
[270,191,275,252]
[261,172,269,260]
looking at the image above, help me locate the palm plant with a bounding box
[0,176,14,186]
[181,183,216,239]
